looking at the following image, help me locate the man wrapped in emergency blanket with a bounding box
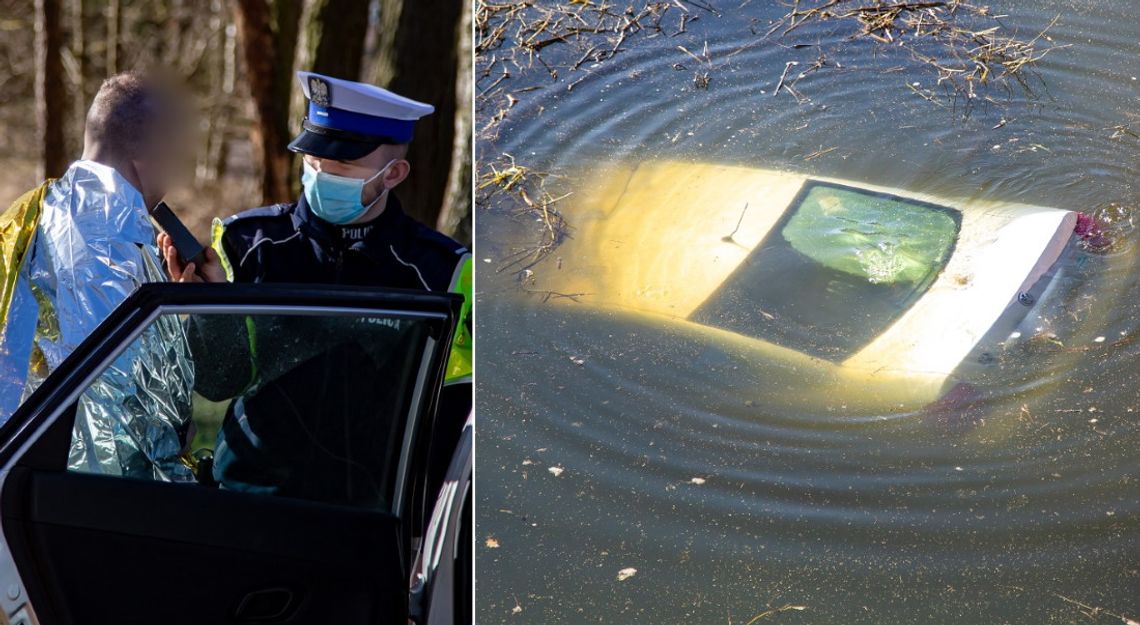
[0,72,195,481]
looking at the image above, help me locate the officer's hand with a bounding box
[159,232,227,283]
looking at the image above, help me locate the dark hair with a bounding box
[84,72,173,159]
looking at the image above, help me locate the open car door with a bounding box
[411,414,472,625]
[0,283,461,625]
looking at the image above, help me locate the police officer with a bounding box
[166,71,471,375]
[162,72,472,501]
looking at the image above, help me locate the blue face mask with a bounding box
[301,159,396,225]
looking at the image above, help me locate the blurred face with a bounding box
[133,100,195,208]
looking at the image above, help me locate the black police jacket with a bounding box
[214,193,468,290]
[198,193,468,505]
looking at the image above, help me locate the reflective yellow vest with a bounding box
[445,255,473,382]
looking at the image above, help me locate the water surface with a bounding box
[476,2,1139,623]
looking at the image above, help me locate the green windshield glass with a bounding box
[782,184,959,286]
[690,181,961,361]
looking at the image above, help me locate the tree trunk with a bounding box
[71,0,86,138]
[284,0,369,149]
[35,0,67,180]
[162,0,187,69]
[198,0,235,185]
[369,0,462,230]
[270,0,303,141]
[435,0,472,244]
[298,0,370,79]
[105,0,121,74]
[232,0,303,205]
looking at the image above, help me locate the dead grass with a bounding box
[475,1,696,279]
[769,0,1067,110]
[476,153,571,278]
[476,0,695,141]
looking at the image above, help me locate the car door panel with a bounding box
[0,284,462,625]
[3,469,403,625]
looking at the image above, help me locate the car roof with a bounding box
[531,160,1075,392]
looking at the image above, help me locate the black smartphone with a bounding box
[151,201,206,266]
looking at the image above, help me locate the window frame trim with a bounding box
[0,284,462,519]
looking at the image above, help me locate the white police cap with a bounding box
[290,71,435,160]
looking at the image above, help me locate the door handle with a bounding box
[234,588,296,622]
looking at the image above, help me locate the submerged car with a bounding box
[0,284,470,625]
[532,160,1101,413]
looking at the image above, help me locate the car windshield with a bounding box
[690,181,961,360]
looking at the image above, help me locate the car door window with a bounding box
[65,307,444,512]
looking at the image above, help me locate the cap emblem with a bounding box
[309,77,331,106]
